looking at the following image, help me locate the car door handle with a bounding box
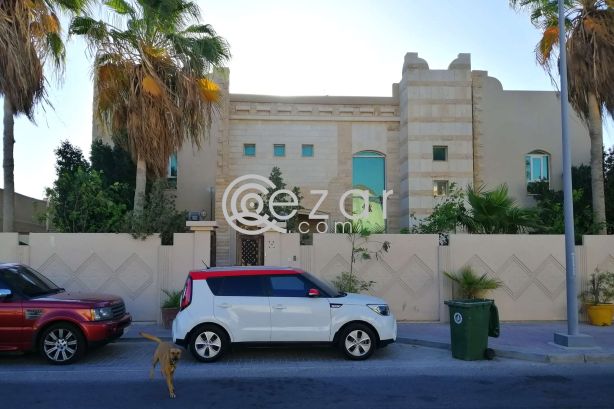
[218,303,231,308]
[272,305,286,310]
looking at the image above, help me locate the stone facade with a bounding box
[92,52,591,266]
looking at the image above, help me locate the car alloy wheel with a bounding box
[39,323,84,365]
[194,331,222,359]
[339,323,376,360]
[189,324,228,363]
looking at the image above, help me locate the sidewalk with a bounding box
[397,321,614,363]
[121,321,614,363]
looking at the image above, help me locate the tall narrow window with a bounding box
[167,153,178,179]
[274,144,286,157]
[525,151,550,183]
[352,151,386,232]
[244,143,256,157]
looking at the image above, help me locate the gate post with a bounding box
[187,221,218,269]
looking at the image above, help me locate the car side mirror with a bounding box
[307,288,320,298]
[0,289,12,299]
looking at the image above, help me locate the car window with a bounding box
[0,266,60,298]
[269,275,309,297]
[207,276,267,297]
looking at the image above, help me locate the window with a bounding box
[269,275,308,297]
[167,153,177,178]
[274,144,286,157]
[244,144,256,157]
[302,144,314,157]
[525,153,550,183]
[206,276,267,297]
[352,151,386,232]
[433,146,448,161]
[433,180,449,197]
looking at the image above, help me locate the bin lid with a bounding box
[444,299,493,308]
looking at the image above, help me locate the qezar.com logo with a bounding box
[222,174,393,235]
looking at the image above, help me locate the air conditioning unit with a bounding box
[188,210,207,221]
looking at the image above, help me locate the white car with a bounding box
[172,266,397,362]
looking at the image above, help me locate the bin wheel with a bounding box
[484,348,495,360]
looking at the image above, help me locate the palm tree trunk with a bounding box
[133,155,147,213]
[3,98,15,232]
[587,92,607,234]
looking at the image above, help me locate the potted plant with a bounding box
[443,267,502,361]
[161,289,182,329]
[582,271,614,326]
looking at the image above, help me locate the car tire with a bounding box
[39,323,85,365]
[338,323,377,361]
[189,324,229,363]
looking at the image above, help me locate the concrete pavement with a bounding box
[123,320,614,363]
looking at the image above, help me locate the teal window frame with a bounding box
[274,144,286,157]
[244,143,256,157]
[525,153,550,183]
[167,153,178,179]
[302,144,314,157]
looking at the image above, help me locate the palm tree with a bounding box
[463,184,540,234]
[70,0,230,212]
[0,0,87,231]
[510,0,614,234]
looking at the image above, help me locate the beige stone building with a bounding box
[94,52,591,266]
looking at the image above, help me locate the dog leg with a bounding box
[150,356,159,379]
[164,372,176,398]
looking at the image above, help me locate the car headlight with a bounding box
[368,304,390,316]
[91,307,114,321]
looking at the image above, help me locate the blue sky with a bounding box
[1,0,612,199]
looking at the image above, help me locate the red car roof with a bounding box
[189,266,304,280]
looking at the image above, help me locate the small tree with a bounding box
[43,141,127,232]
[90,140,136,209]
[332,220,390,293]
[260,167,303,232]
[123,180,187,245]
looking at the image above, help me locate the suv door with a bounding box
[0,274,23,351]
[207,275,271,342]
[267,274,331,342]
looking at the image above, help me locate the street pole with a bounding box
[553,0,593,348]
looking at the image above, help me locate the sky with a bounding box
[1,0,612,199]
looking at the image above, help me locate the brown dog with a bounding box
[140,332,182,398]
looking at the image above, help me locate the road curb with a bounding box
[396,337,614,363]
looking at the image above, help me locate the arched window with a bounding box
[525,150,550,184]
[352,151,386,232]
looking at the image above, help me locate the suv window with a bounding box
[269,275,309,297]
[207,276,267,297]
[0,266,62,298]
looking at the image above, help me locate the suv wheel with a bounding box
[189,324,229,363]
[339,323,376,360]
[39,323,85,365]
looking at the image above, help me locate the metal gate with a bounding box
[236,234,264,266]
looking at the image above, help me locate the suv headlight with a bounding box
[368,304,390,316]
[91,307,113,321]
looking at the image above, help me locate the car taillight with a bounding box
[180,278,192,311]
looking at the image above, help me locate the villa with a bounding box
[94,52,591,266]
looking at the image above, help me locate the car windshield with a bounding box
[303,272,343,297]
[0,265,63,298]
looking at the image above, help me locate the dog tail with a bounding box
[140,332,162,343]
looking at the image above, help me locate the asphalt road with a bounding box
[1,342,613,409]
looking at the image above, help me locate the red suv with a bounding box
[0,263,131,364]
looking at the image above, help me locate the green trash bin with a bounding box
[444,299,495,361]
